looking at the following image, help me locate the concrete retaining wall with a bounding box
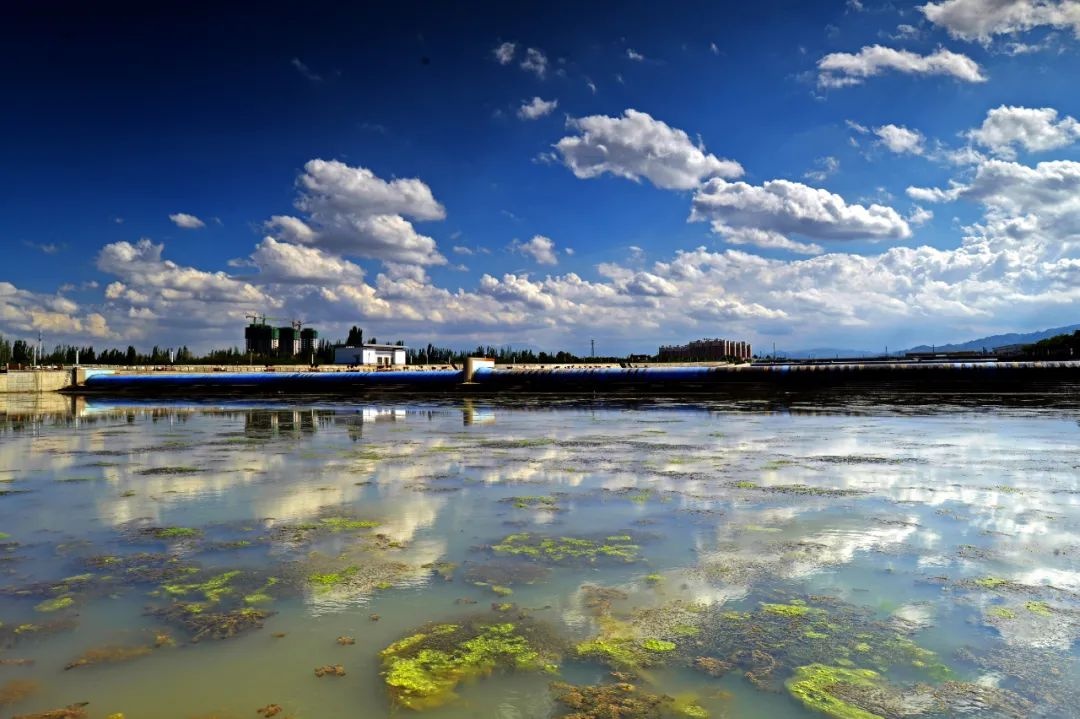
[0,370,74,393]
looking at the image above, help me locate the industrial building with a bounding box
[658,338,751,362]
[244,317,318,358]
[333,343,408,367]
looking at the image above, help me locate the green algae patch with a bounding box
[576,638,647,668]
[243,578,280,605]
[641,638,676,652]
[761,602,817,618]
[972,577,1012,590]
[1024,600,1053,616]
[688,596,952,691]
[154,604,272,641]
[786,664,885,719]
[160,570,241,603]
[501,495,561,511]
[308,567,360,588]
[491,532,643,564]
[145,527,201,540]
[136,466,203,476]
[34,596,75,613]
[576,635,682,670]
[380,618,561,710]
[319,517,380,531]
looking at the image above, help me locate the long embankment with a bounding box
[54,360,1080,396]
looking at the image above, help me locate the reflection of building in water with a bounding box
[331,407,408,441]
[0,393,87,432]
[462,401,496,426]
[244,409,321,438]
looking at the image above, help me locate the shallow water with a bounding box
[1,396,1078,718]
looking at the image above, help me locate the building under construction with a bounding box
[245,317,318,357]
[658,338,752,362]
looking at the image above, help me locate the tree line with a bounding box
[1024,330,1080,359]
[0,331,628,367]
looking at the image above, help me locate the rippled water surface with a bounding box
[1,395,1078,718]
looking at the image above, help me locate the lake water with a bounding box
[1,395,1078,718]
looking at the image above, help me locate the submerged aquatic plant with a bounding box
[786,663,1033,719]
[140,527,201,541]
[160,570,242,603]
[786,664,884,719]
[380,617,561,710]
[64,644,154,670]
[0,678,39,707]
[490,532,643,564]
[462,561,550,588]
[550,681,706,718]
[10,703,89,719]
[152,603,272,642]
[319,517,381,531]
[34,596,75,613]
[685,596,951,691]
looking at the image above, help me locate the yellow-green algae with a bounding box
[761,602,818,618]
[319,517,380,531]
[786,664,884,719]
[1024,600,1053,616]
[34,596,75,613]
[380,619,560,710]
[243,577,280,605]
[686,596,952,690]
[149,527,201,539]
[160,570,241,603]
[491,532,641,564]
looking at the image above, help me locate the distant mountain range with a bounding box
[778,347,878,359]
[902,323,1080,354]
[782,323,1080,359]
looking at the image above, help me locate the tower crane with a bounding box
[245,314,303,330]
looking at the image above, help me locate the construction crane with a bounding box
[245,314,303,330]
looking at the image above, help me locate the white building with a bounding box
[333,344,407,367]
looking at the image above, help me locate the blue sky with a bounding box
[2,1,1080,355]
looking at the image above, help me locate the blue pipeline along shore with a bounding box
[62,359,1080,395]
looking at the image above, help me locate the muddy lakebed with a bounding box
[0,396,1078,718]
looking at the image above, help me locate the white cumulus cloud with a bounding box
[817,45,986,87]
[690,177,913,250]
[521,48,548,78]
[493,41,516,64]
[968,105,1080,158]
[247,237,366,284]
[518,96,558,120]
[511,235,559,265]
[555,109,743,190]
[920,0,1080,44]
[265,159,447,266]
[169,212,205,229]
[875,124,926,154]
